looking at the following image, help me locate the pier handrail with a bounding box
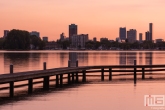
[0,64,165,84]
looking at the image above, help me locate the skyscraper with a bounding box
[149,23,153,41]
[127,29,137,43]
[119,27,126,41]
[145,31,150,41]
[139,33,143,42]
[69,24,77,40]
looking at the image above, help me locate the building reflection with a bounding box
[59,52,68,67]
[69,52,77,67]
[77,52,88,66]
[145,52,153,76]
[139,52,143,65]
[4,53,41,73]
[119,52,126,65]
[119,52,137,65]
[126,52,137,65]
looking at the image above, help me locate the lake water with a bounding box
[0,50,165,110]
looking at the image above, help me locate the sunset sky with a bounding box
[0,0,165,41]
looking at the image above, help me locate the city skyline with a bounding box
[1,0,165,41]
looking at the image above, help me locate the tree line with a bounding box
[0,29,45,50]
[85,39,165,50]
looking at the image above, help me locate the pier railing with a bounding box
[0,62,165,97]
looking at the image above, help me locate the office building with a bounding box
[93,37,97,42]
[139,33,143,42]
[43,36,48,42]
[30,31,40,37]
[155,39,164,43]
[145,31,150,41]
[119,27,126,40]
[60,33,65,41]
[69,24,77,40]
[3,30,10,38]
[100,37,108,42]
[71,34,88,49]
[127,29,137,43]
[149,23,153,41]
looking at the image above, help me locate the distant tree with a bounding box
[30,35,44,49]
[4,29,30,50]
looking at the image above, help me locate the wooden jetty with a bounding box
[0,61,165,97]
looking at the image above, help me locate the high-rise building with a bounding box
[119,27,126,41]
[69,24,77,40]
[3,30,10,38]
[127,29,137,43]
[71,34,88,49]
[149,23,153,41]
[93,37,97,42]
[139,33,143,42]
[145,31,150,41]
[30,31,40,37]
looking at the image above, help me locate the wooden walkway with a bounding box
[0,62,165,97]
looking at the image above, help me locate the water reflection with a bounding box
[0,51,164,74]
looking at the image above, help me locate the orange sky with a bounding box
[0,0,165,41]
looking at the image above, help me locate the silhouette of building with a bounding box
[60,33,65,41]
[69,24,77,40]
[139,33,143,42]
[127,29,137,43]
[93,37,97,42]
[119,27,126,40]
[71,34,88,49]
[149,23,153,41]
[100,37,108,42]
[43,36,48,42]
[3,30,10,38]
[119,52,126,65]
[145,31,150,41]
[30,31,40,38]
[155,39,164,43]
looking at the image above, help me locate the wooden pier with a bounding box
[0,62,165,97]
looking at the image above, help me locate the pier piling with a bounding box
[43,62,49,90]
[68,73,71,84]
[142,68,145,80]
[10,64,14,97]
[82,70,86,82]
[134,60,137,84]
[56,75,59,87]
[101,68,104,81]
[109,68,112,81]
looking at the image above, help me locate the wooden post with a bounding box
[10,64,14,97]
[134,60,137,84]
[28,78,33,94]
[60,74,63,87]
[82,70,86,82]
[101,68,104,81]
[68,60,71,67]
[76,72,79,83]
[43,62,49,90]
[142,68,145,80]
[56,75,59,87]
[109,68,112,81]
[72,73,75,83]
[68,73,71,84]
[76,60,78,67]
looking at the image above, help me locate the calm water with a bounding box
[0,50,164,74]
[0,50,165,110]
